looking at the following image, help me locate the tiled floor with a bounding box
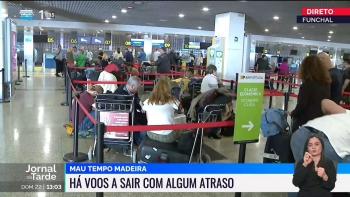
[0,73,299,197]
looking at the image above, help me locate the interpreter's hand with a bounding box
[303,152,313,167]
[316,167,326,178]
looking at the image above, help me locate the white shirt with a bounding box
[303,110,350,158]
[153,51,161,61]
[201,74,218,93]
[97,71,118,93]
[113,52,123,60]
[142,99,180,135]
[86,51,93,61]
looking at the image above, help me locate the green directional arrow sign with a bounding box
[233,73,265,144]
[209,49,215,57]
[216,51,223,58]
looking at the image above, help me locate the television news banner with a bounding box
[11,8,350,194]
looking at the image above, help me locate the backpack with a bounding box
[260,108,289,137]
[169,81,181,100]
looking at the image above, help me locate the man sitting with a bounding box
[64,85,104,137]
[113,76,147,145]
[290,99,350,163]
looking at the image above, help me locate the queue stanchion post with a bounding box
[61,68,69,106]
[283,92,290,111]
[287,75,292,93]
[23,59,29,78]
[63,93,89,162]
[292,74,297,88]
[234,143,246,197]
[96,122,105,197]
[0,68,10,103]
[230,80,234,91]
[234,73,239,99]
[68,76,73,121]
[15,61,22,85]
[268,94,273,108]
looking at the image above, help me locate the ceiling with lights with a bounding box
[7,1,350,43]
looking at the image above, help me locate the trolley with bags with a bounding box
[87,93,138,162]
[138,104,223,163]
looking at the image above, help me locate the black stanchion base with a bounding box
[0,99,10,103]
[63,152,89,162]
[15,82,20,85]
[23,76,30,78]
[61,102,69,106]
[17,80,23,82]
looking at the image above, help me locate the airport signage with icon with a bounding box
[70,39,77,44]
[104,33,111,45]
[47,37,54,43]
[91,37,105,45]
[77,36,92,44]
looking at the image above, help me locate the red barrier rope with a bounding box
[72,80,154,85]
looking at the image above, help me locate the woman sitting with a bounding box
[141,79,182,143]
[97,69,118,93]
[125,62,139,76]
[101,53,111,70]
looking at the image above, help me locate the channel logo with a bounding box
[240,75,264,80]
[240,75,245,79]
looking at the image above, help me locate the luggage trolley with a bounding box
[88,94,137,163]
[192,104,224,163]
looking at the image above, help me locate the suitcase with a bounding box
[263,133,295,163]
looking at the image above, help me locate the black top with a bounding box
[100,59,110,70]
[124,51,134,63]
[291,80,330,128]
[113,85,141,111]
[293,159,336,197]
[343,67,350,92]
[98,51,103,60]
[155,53,171,73]
[328,68,342,104]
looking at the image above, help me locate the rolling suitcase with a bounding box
[263,133,295,163]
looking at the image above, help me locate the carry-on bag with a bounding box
[263,132,295,163]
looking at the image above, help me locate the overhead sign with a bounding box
[124,35,131,46]
[264,49,269,54]
[276,50,280,55]
[104,33,111,45]
[70,31,78,44]
[77,36,91,44]
[91,37,105,45]
[47,30,55,43]
[131,39,144,46]
[164,36,171,48]
[306,52,309,56]
[233,73,264,144]
[19,10,34,20]
[329,54,333,59]
[184,36,190,49]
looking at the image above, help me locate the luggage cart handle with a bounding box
[202,104,224,122]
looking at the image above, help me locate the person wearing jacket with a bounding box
[168,50,177,71]
[155,47,170,74]
[113,48,123,60]
[66,47,74,64]
[53,44,63,77]
[137,48,146,63]
[75,49,86,67]
[124,48,133,63]
[276,58,289,91]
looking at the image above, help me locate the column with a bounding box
[214,12,245,81]
[143,35,152,61]
[23,26,34,72]
[108,31,113,51]
[60,31,64,48]
[331,47,337,66]
[242,33,252,72]
[0,1,8,70]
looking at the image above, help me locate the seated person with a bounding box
[291,99,350,164]
[97,70,118,93]
[141,79,182,144]
[292,135,336,197]
[172,71,192,92]
[113,76,147,145]
[125,62,139,76]
[65,85,104,137]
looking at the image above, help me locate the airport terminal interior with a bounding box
[1,1,350,196]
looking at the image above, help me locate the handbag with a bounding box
[54,50,61,60]
[198,89,218,107]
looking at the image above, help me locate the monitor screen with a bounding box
[91,37,105,45]
[33,35,48,43]
[290,50,298,55]
[189,42,200,49]
[343,53,350,59]
[309,50,317,55]
[131,39,144,46]
[255,47,264,53]
[200,42,212,49]
[17,33,24,42]
[77,36,91,44]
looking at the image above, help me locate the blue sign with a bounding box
[131,40,144,46]
[24,37,32,42]
[152,43,164,47]
[77,36,91,44]
[91,37,105,45]
[19,10,34,20]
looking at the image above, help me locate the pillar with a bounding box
[214,12,245,80]
[143,35,152,61]
[60,31,64,48]
[242,34,252,72]
[108,31,113,51]
[23,26,34,72]
[0,1,8,70]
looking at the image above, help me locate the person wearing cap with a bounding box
[64,85,104,136]
[155,47,170,75]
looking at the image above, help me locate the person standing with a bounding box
[153,48,161,62]
[155,47,170,76]
[124,48,134,63]
[53,45,63,77]
[98,48,104,62]
[318,52,342,104]
[137,48,146,63]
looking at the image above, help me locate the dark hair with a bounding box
[262,55,266,58]
[343,59,350,65]
[303,134,325,167]
[283,58,288,63]
[206,64,217,74]
[298,55,331,85]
